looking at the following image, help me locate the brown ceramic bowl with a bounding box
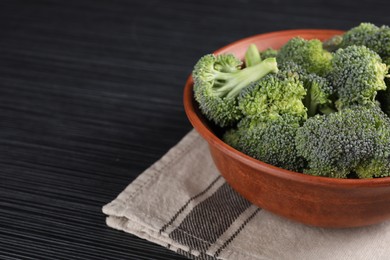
[184,29,390,228]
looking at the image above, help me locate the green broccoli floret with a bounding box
[261,48,278,59]
[277,61,306,75]
[356,157,390,178]
[302,73,335,116]
[277,37,333,76]
[340,22,390,59]
[378,78,390,116]
[223,115,305,171]
[224,64,308,171]
[296,106,390,178]
[192,53,278,127]
[356,105,390,178]
[329,45,388,109]
[279,61,335,116]
[341,23,378,47]
[377,57,390,116]
[222,128,242,150]
[237,70,307,122]
[383,56,390,66]
[323,35,343,52]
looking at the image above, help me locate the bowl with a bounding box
[183,29,390,228]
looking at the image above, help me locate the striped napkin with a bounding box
[103,130,390,260]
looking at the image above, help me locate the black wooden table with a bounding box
[0,1,389,259]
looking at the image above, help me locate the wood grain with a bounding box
[0,0,389,258]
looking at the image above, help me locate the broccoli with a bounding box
[377,57,390,116]
[245,45,279,67]
[223,65,309,171]
[329,45,388,109]
[237,69,307,122]
[277,37,333,76]
[244,44,261,67]
[323,35,343,52]
[222,128,242,150]
[192,53,278,127]
[223,115,305,172]
[302,73,335,116]
[356,157,390,178]
[340,22,390,59]
[378,77,390,116]
[296,106,390,178]
[223,66,309,171]
[279,61,335,116]
[277,60,306,75]
[261,48,278,59]
[383,56,390,66]
[192,24,390,179]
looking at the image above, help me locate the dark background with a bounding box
[0,0,389,259]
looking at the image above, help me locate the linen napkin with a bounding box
[103,130,390,260]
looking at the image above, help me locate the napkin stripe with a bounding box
[176,249,216,260]
[169,183,251,252]
[213,208,260,258]
[160,175,222,234]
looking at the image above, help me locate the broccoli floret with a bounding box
[341,23,378,47]
[223,115,305,171]
[323,35,343,52]
[224,64,308,171]
[279,61,335,116]
[302,73,335,116]
[278,61,306,75]
[377,57,390,116]
[223,128,242,150]
[355,106,390,178]
[340,22,390,59]
[356,157,390,178]
[192,54,278,127]
[296,106,390,178]
[237,70,307,122]
[261,48,278,59]
[378,77,390,116]
[277,37,333,76]
[329,45,388,109]
[383,56,390,66]
[244,44,261,67]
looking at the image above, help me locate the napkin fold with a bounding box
[103,130,390,260]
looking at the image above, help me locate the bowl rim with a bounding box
[183,29,390,188]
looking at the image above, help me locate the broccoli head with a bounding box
[302,73,335,116]
[383,56,390,66]
[192,53,278,127]
[296,106,390,178]
[378,76,390,116]
[340,22,390,59]
[277,37,333,76]
[279,61,335,116]
[237,69,307,122]
[377,56,390,116]
[223,115,305,172]
[356,157,390,178]
[323,35,343,52]
[261,48,278,59]
[329,45,388,109]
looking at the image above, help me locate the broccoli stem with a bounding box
[303,85,319,117]
[319,105,336,115]
[214,58,278,98]
[306,95,318,117]
[245,44,261,67]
